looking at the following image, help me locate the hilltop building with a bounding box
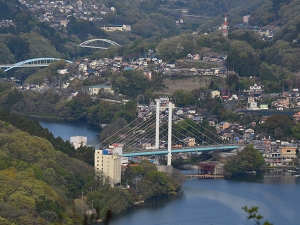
[88,85,114,95]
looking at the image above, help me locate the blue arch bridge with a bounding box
[0,58,73,72]
[98,100,239,164]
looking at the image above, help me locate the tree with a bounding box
[225,145,265,175]
[112,70,147,99]
[258,114,292,138]
[67,16,108,40]
[171,89,197,107]
[291,123,300,139]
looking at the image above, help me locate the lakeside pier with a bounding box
[185,174,224,179]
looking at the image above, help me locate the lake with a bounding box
[104,172,300,225]
[38,119,101,146]
[38,120,300,225]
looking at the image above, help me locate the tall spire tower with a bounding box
[222,14,229,37]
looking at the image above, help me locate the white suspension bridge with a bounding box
[97,100,238,166]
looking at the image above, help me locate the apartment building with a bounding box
[263,145,297,167]
[95,149,121,186]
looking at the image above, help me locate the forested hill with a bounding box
[0,115,96,224]
[250,0,300,42]
[0,111,185,224]
[0,0,265,64]
[0,0,25,20]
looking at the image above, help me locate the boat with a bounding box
[246,171,256,174]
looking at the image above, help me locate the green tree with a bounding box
[291,123,300,139]
[225,145,265,175]
[172,89,197,107]
[258,114,292,138]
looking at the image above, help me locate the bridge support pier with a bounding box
[155,156,159,165]
[157,165,173,173]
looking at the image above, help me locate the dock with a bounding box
[185,174,224,179]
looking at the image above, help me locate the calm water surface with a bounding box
[38,120,300,225]
[38,119,101,146]
[105,174,300,225]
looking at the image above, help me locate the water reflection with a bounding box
[37,118,101,146]
[228,169,300,184]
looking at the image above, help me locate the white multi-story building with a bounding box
[249,84,262,92]
[88,85,114,95]
[101,25,131,32]
[94,149,121,186]
[70,135,87,149]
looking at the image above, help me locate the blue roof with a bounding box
[124,67,133,71]
[89,85,111,89]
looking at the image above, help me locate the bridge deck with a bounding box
[122,145,238,157]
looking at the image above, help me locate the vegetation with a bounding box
[243,206,273,225]
[0,111,184,224]
[120,161,184,199]
[225,145,266,175]
[0,118,96,224]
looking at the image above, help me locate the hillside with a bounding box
[250,0,300,42]
[0,0,266,65]
[0,111,185,224]
[0,0,25,20]
[159,76,219,95]
[0,119,95,224]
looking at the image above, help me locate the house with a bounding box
[293,111,300,123]
[182,137,196,147]
[249,84,262,92]
[208,118,217,126]
[244,128,254,134]
[219,129,233,140]
[248,102,259,110]
[218,121,231,130]
[88,85,113,95]
[277,97,289,109]
[211,90,220,98]
[192,116,203,123]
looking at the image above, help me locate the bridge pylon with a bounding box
[155,99,160,165]
[167,102,172,166]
